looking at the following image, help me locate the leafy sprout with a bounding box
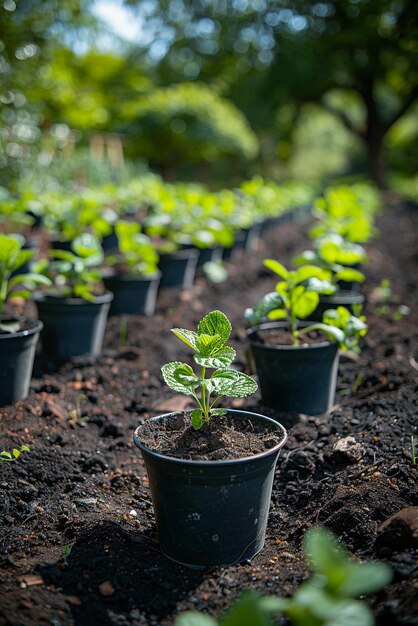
[293,233,367,286]
[0,444,31,462]
[33,233,104,302]
[0,233,51,324]
[175,526,392,626]
[161,310,257,429]
[245,260,367,351]
[106,220,159,277]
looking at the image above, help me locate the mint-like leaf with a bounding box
[197,310,231,344]
[161,362,199,394]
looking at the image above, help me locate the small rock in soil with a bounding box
[331,436,363,463]
[377,506,418,549]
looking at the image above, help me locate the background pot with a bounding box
[247,321,339,415]
[308,290,366,322]
[158,248,199,289]
[103,272,161,316]
[133,409,287,568]
[34,292,113,361]
[0,317,43,407]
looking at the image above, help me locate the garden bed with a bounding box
[0,202,417,626]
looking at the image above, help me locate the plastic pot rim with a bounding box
[33,291,114,306]
[0,316,43,340]
[246,320,339,352]
[133,409,287,467]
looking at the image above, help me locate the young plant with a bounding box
[293,233,367,286]
[106,220,159,277]
[34,233,104,302]
[175,526,392,626]
[161,310,257,429]
[0,233,51,326]
[0,444,30,462]
[245,260,367,351]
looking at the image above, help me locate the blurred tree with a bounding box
[0,0,97,183]
[119,82,259,177]
[127,0,418,187]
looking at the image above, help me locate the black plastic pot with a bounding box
[133,409,287,568]
[337,263,363,291]
[34,292,113,361]
[247,321,339,415]
[308,290,366,322]
[158,248,199,289]
[0,317,43,407]
[196,246,223,267]
[103,272,161,316]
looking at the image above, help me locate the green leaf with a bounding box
[8,272,52,290]
[221,592,275,626]
[292,287,319,319]
[20,445,30,453]
[244,292,285,325]
[191,409,204,430]
[195,333,225,357]
[294,265,329,283]
[0,451,12,459]
[300,323,345,345]
[171,328,199,351]
[340,562,392,598]
[209,408,227,417]
[197,310,231,344]
[175,612,218,626]
[12,449,20,459]
[72,233,103,262]
[263,259,288,279]
[161,362,199,395]
[210,369,258,397]
[335,268,365,283]
[194,346,236,368]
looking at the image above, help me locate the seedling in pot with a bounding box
[161,310,257,429]
[0,234,51,329]
[245,260,367,351]
[175,526,392,626]
[0,444,30,462]
[106,220,159,277]
[293,233,367,286]
[33,233,104,301]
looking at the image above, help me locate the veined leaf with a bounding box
[171,328,199,351]
[210,369,258,397]
[195,333,224,357]
[194,346,236,368]
[197,310,231,344]
[161,362,199,395]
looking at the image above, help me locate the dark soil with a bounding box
[1,200,418,626]
[136,412,285,460]
[249,326,331,346]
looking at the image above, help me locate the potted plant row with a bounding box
[33,234,113,362]
[133,310,287,568]
[103,220,161,316]
[245,260,367,415]
[0,234,50,407]
[293,232,367,320]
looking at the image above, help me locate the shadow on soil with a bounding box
[39,520,205,625]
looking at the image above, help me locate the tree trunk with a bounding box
[360,79,388,189]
